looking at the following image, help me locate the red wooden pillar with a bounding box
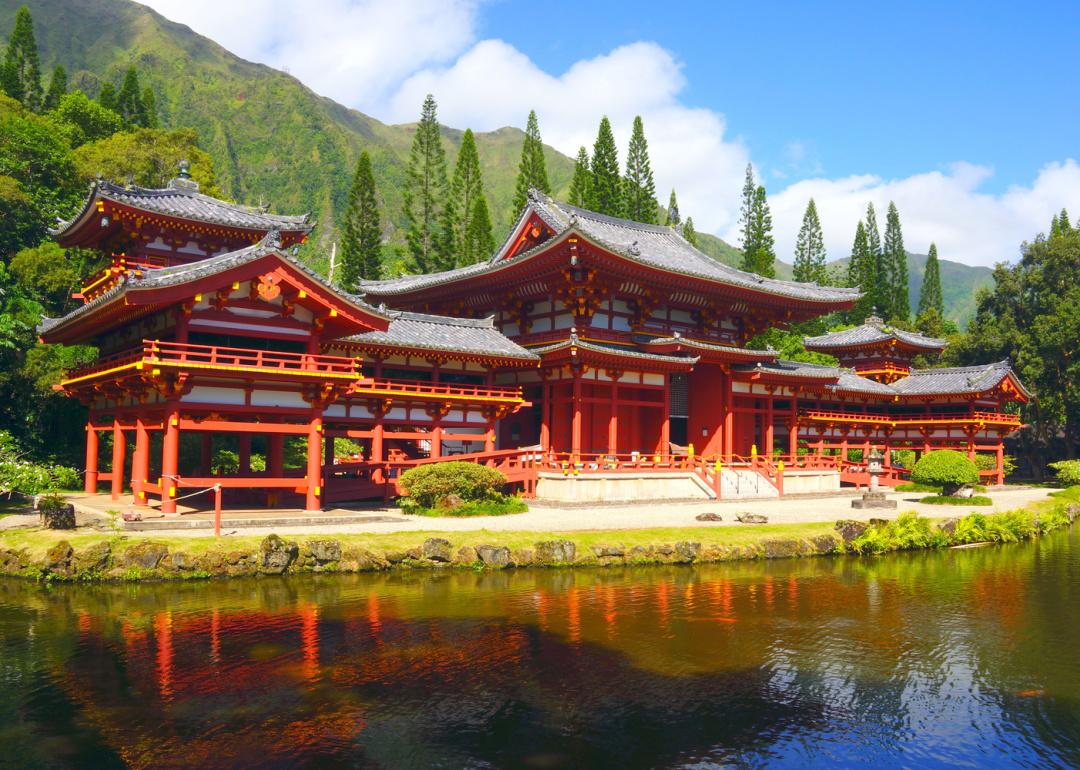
[238,434,251,474]
[111,419,126,501]
[133,417,150,506]
[305,413,323,512]
[539,382,551,452]
[268,434,285,476]
[571,371,582,458]
[200,433,212,476]
[995,442,1005,485]
[722,375,734,460]
[370,421,385,486]
[84,423,99,494]
[431,425,443,459]
[660,377,670,457]
[608,382,619,456]
[484,421,495,453]
[161,404,180,514]
[788,396,798,457]
[764,394,775,457]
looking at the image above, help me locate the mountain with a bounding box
[3,0,991,326]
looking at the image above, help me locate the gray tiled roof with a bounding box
[39,235,386,338]
[737,360,842,380]
[342,311,537,362]
[361,191,861,304]
[891,361,1030,398]
[54,179,312,236]
[804,320,946,351]
[634,334,777,359]
[530,335,699,366]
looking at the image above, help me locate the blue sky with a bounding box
[143,0,1080,266]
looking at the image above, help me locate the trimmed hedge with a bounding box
[398,461,508,510]
[911,450,979,496]
[1049,460,1080,487]
[920,494,993,506]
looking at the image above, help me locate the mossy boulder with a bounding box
[835,520,870,543]
[674,541,702,562]
[510,548,535,567]
[762,539,803,559]
[342,547,389,571]
[44,540,74,577]
[73,542,112,574]
[591,545,625,558]
[454,545,479,565]
[422,538,452,563]
[119,541,168,570]
[306,539,341,564]
[810,535,838,555]
[258,534,298,574]
[535,540,575,565]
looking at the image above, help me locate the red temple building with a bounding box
[42,176,1029,511]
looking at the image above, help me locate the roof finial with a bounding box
[628,240,640,256]
[169,159,199,192]
[866,307,884,327]
[178,160,191,179]
[264,226,282,249]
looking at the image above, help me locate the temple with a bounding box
[42,174,1029,511]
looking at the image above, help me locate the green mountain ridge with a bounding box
[4,0,991,327]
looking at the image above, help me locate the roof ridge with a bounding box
[391,310,494,328]
[96,179,310,224]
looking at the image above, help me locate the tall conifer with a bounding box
[2,6,42,110]
[451,128,486,263]
[339,150,382,290]
[882,201,909,321]
[917,242,944,318]
[864,202,882,310]
[738,163,756,252]
[463,195,496,265]
[511,110,549,213]
[97,82,117,112]
[665,189,680,226]
[587,116,622,217]
[567,147,590,207]
[403,94,452,272]
[793,198,827,284]
[141,86,158,128]
[116,66,149,128]
[622,116,658,223]
[682,217,698,247]
[847,220,876,322]
[43,65,66,110]
[741,184,776,278]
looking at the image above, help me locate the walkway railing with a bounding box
[802,409,1021,426]
[146,340,362,377]
[350,378,523,402]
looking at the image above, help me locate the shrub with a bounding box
[911,450,979,496]
[412,495,528,517]
[398,461,508,510]
[919,495,993,506]
[849,512,949,554]
[974,453,1017,478]
[0,431,81,496]
[1049,460,1080,487]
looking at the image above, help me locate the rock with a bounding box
[590,545,625,558]
[655,544,675,556]
[226,551,246,566]
[197,551,226,574]
[437,493,464,510]
[695,512,723,522]
[954,485,975,499]
[454,546,479,565]
[736,513,768,524]
[258,534,298,575]
[73,542,111,574]
[509,548,534,567]
[835,520,870,543]
[762,539,802,559]
[160,552,193,572]
[810,534,838,554]
[675,541,702,562]
[44,540,74,576]
[868,518,890,528]
[384,550,409,564]
[422,538,452,563]
[40,503,76,530]
[535,540,576,565]
[627,545,650,562]
[306,539,341,564]
[119,541,168,571]
[1066,504,1079,523]
[342,547,390,571]
[937,518,960,536]
[476,544,511,567]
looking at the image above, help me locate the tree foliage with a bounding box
[43,65,66,111]
[682,216,697,247]
[882,201,909,321]
[451,129,491,265]
[51,91,122,147]
[737,164,776,277]
[402,94,452,273]
[73,127,219,194]
[1,6,42,111]
[587,116,621,217]
[398,461,507,509]
[665,189,680,226]
[911,450,979,495]
[511,110,549,214]
[622,116,657,224]
[793,198,827,284]
[918,242,944,317]
[339,150,382,290]
[463,194,496,266]
[567,146,590,208]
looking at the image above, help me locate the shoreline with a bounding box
[1,488,1076,583]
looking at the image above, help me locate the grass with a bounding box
[409,498,529,517]
[920,495,993,506]
[897,482,987,493]
[0,498,31,519]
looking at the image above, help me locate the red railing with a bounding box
[146,340,361,377]
[802,409,1021,425]
[354,377,523,401]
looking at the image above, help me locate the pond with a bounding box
[1,528,1078,769]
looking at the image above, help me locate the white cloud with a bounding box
[137,0,1080,267]
[756,160,1080,268]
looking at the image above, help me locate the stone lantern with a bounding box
[852,447,897,509]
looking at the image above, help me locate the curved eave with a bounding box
[636,336,778,362]
[532,338,698,372]
[329,339,538,368]
[803,338,946,355]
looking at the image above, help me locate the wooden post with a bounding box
[995,443,1005,485]
[238,434,251,474]
[484,421,495,453]
[571,371,582,458]
[305,414,322,512]
[789,396,798,458]
[765,394,775,457]
[84,423,99,494]
[660,377,670,458]
[722,376,734,460]
[608,383,619,457]
[111,419,126,501]
[431,425,443,459]
[539,382,551,452]
[371,421,385,486]
[133,418,150,506]
[214,484,222,537]
[268,433,284,476]
[161,404,180,514]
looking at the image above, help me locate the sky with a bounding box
[137,0,1080,268]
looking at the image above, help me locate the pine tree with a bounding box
[2,6,42,110]
[511,110,550,213]
[741,185,776,278]
[864,202,883,310]
[567,147,590,207]
[665,189,680,226]
[403,94,452,272]
[847,220,876,323]
[43,65,66,110]
[917,242,944,318]
[116,66,148,128]
[450,128,485,264]
[793,198,827,284]
[738,163,756,255]
[339,151,382,290]
[587,116,622,217]
[882,201,909,321]
[141,86,158,128]
[463,194,496,265]
[1059,208,1072,234]
[682,217,698,247]
[97,82,117,112]
[622,115,658,223]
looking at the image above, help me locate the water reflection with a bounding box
[1,529,1079,769]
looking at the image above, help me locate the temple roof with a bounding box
[633,334,778,360]
[530,335,699,368]
[362,191,861,305]
[803,315,946,352]
[341,311,538,363]
[735,358,1028,399]
[38,233,384,340]
[53,176,312,243]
